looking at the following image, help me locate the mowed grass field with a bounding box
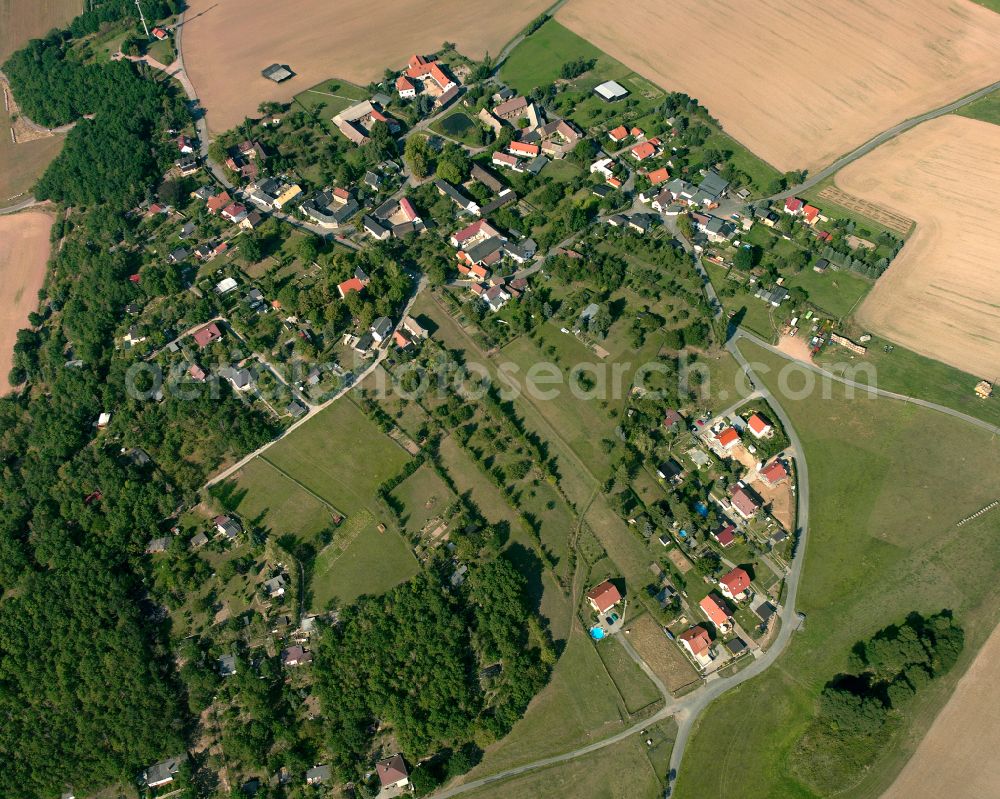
[223,457,334,540]
[460,721,673,799]
[264,398,410,515]
[675,342,1000,799]
[957,87,1000,126]
[814,332,1000,430]
[229,397,418,608]
[459,632,632,782]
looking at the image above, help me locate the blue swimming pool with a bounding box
[695,501,709,518]
[590,626,606,640]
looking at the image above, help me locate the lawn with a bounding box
[500,20,606,94]
[222,458,335,541]
[595,635,662,714]
[786,266,872,319]
[438,434,519,525]
[500,20,664,127]
[675,341,1000,799]
[702,127,782,196]
[389,462,455,536]
[460,730,669,799]
[263,398,411,516]
[813,331,1000,429]
[310,510,419,609]
[461,631,630,780]
[957,87,1000,126]
[292,78,369,117]
[704,262,780,341]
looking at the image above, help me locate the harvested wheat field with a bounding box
[881,622,1000,799]
[181,0,551,131]
[0,210,51,392]
[837,116,1000,379]
[558,0,1000,173]
[1,0,81,62]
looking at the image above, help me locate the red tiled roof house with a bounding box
[586,580,622,614]
[719,566,752,601]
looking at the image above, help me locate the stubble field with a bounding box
[837,115,1000,379]
[180,0,551,131]
[0,210,51,393]
[0,0,80,62]
[881,622,1000,799]
[557,0,1000,173]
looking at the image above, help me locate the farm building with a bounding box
[262,63,293,82]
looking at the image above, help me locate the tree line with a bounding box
[791,610,964,794]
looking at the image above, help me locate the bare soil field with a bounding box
[775,334,814,364]
[838,116,1000,379]
[881,622,1000,799]
[557,0,1000,173]
[181,0,551,131]
[0,0,80,62]
[0,210,51,393]
[748,475,793,531]
[627,614,699,694]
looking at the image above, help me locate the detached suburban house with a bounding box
[714,426,740,450]
[375,753,410,794]
[746,413,773,438]
[679,625,713,665]
[699,594,733,632]
[141,757,182,788]
[305,764,331,785]
[719,566,752,601]
[586,580,622,615]
[760,458,789,486]
[730,484,762,520]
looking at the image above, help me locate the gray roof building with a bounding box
[371,316,393,342]
[218,654,237,677]
[262,63,293,82]
[698,171,730,200]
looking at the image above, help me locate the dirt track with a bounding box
[837,116,1000,379]
[557,0,1000,173]
[881,622,1000,799]
[181,0,551,132]
[0,210,51,393]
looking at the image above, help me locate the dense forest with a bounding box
[314,558,554,788]
[791,610,964,793]
[0,13,278,799]
[5,36,187,209]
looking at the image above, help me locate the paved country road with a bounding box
[429,331,812,799]
[429,321,1000,797]
[770,78,1000,201]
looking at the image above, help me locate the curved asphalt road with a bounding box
[430,332,812,799]
[732,329,1000,435]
